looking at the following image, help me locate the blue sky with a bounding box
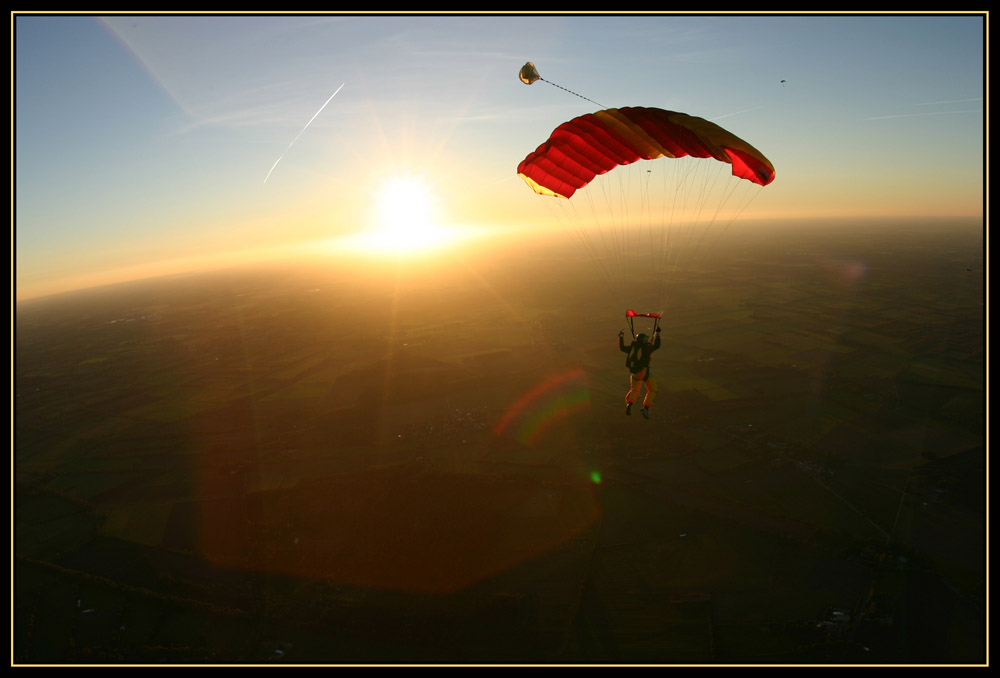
[13,13,985,300]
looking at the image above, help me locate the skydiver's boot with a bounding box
[641,406,650,420]
[625,403,632,416]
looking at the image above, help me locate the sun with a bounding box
[356,175,453,255]
[316,173,486,259]
[379,177,432,231]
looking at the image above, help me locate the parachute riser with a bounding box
[625,309,661,342]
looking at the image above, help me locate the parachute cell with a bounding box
[517,107,775,199]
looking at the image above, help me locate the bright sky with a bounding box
[13,12,986,300]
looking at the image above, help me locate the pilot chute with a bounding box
[519,62,541,85]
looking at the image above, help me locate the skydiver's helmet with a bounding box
[636,333,649,345]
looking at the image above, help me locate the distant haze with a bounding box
[14,13,984,301]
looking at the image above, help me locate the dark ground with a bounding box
[14,217,985,665]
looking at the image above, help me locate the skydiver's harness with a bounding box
[623,310,661,380]
[626,345,649,377]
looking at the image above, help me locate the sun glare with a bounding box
[313,174,496,259]
[345,176,455,255]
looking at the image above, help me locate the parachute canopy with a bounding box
[517,107,775,199]
[519,62,541,85]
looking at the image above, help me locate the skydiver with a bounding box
[619,327,661,419]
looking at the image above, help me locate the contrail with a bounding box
[264,82,345,184]
[480,175,519,190]
[916,97,982,106]
[709,105,765,122]
[865,108,980,120]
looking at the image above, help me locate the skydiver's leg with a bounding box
[639,377,657,419]
[642,376,657,408]
[625,369,646,405]
[625,369,646,415]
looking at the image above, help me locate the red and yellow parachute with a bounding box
[516,105,775,312]
[518,107,774,199]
